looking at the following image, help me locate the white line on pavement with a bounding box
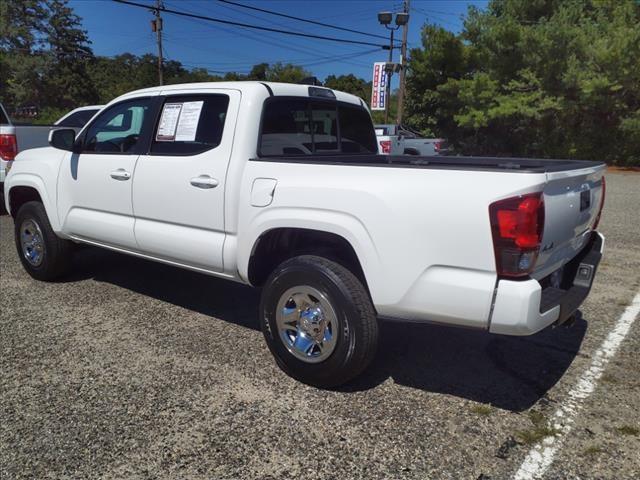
[513,290,640,480]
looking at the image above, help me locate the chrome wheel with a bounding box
[275,286,339,363]
[20,219,45,267]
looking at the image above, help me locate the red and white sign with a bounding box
[371,62,387,111]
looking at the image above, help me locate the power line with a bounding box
[162,1,376,69]
[167,46,379,69]
[412,7,465,18]
[112,0,391,49]
[215,0,309,35]
[218,0,392,42]
[411,7,463,29]
[182,47,379,72]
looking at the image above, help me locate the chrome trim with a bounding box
[275,285,338,363]
[20,219,45,267]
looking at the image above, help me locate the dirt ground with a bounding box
[1,172,638,479]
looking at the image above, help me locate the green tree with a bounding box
[265,62,311,83]
[248,62,269,81]
[0,0,49,113]
[324,74,370,100]
[406,0,640,165]
[41,0,97,111]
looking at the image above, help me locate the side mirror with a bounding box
[49,128,76,151]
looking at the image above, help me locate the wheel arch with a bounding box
[247,228,367,286]
[7,174,60,231]
[239,213,382,298]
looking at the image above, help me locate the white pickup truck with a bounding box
[4,82,606,387]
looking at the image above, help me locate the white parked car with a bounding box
[4,82,606,387]
[54,105,104,129]
[375,124,449,156]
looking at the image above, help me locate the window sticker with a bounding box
[156,103,182,141]
[175,101,204,142]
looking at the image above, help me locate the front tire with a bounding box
[14,201,73,281]
[260,255,378,388]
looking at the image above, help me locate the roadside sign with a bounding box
[371,62,387,111]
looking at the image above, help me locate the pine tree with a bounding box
[0,0,49,113]
[41,0,97,112]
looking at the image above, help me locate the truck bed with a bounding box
[254,154,604,173]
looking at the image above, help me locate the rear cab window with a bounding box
[259,97,377,157]
[151,94,230,155]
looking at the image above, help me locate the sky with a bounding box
[70,0,488,88]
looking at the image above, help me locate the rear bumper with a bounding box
[489,232,604,336]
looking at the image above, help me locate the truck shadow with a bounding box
[345,318,587,411]
[68,247,586,413]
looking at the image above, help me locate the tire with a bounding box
[14,201,73,281]
[260,255,378,388]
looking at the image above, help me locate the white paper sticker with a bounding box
[175,101,204,142]
[156,103,182,141]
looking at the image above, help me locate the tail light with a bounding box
[0,133,18,161]
[379,140,391,154]
[593,176,605,230]
[433,141,442,153]
[489,192,545,278]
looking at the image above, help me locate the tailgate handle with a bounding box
[580,190,591,211]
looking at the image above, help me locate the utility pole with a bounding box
[377,11,408,124]
[385,29,394,124]
[151,0,164,86]
[396,0,410,125]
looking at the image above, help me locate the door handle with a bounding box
[190,175,219,189]
[110,169,131,181]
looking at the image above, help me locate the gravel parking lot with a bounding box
[1,172,639,480]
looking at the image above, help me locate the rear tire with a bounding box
[260,255,378,388]
[14,201,73,281]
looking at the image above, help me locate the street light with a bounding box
[377,11,392,25]
[395,12,409,26]
[377,11,408,123]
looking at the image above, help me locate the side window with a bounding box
[338,104,378,153]
[150,95,230,155]
[83,99,152,154]
[260,98,312,156]
[311,101,338,152]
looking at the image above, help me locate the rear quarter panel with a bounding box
[236,161,549,325]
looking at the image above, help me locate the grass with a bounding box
[515,411,560,445]
[471,404,493,416]
[528,410,546,426]
[583,445,604,456]
[616,425,640,436]
[516,425,560,445]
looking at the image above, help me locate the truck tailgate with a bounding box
[533,165,606,279]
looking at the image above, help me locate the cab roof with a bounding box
[114,81,366,107]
